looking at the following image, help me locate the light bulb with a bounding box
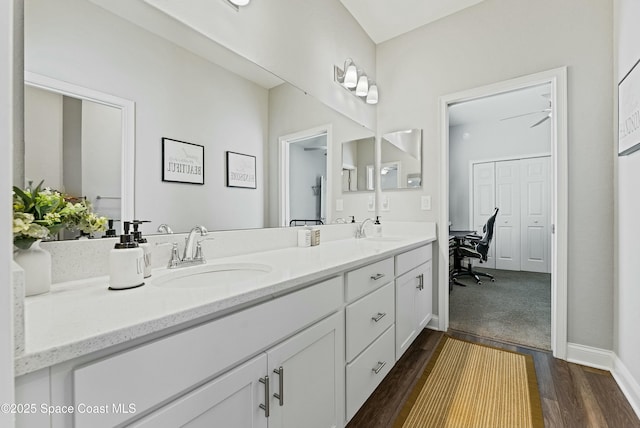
[356,76,368,96]
[366,83,378,104]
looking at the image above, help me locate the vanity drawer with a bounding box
[346,326,395,421]
[345,257,394,302]
[396,244,432,276]
[346,282,394,361]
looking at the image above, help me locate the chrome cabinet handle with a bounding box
[371,312,386,322]
[370,273,385,281]
[273,366,284,406]
[416,273,424,290]
[259,375,270,417]
[372,361,387,374]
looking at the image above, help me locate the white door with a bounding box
[494,160,521,271]
[416,260,433,330]
[131,354,269,428]
[520,157,551,273]
[472,162,496,268]
[266,312,343,428]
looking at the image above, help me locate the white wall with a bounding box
[449,120,551,230]
[268,82,375,226]
[615,0,640,405]
[136,0,377,131]
[82,101,121,220]
[289,144,326,221]
[377,0,614,348]
[25,0,268,233]
[24,85,63,189]
[1,0,17,423]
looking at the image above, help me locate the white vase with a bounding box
[14,240,52,296]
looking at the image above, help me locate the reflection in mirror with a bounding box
[25,0,375,236]
[23,72,135,236]
[341,137,375,192]
[380,129,422,190]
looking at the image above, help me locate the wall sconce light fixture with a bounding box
[334,58,379,105]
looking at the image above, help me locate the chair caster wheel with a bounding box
[477,281,482,285]
[491,278,496,282]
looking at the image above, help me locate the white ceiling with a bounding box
[339,0,485,44]
[449,83,552,127]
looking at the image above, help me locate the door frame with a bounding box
[278,124,333,227]
[438,67,568,359]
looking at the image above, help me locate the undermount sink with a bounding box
[153,263,272,289]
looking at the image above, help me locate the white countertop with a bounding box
[15,232,436,376]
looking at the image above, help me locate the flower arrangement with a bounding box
[12,181,108,250]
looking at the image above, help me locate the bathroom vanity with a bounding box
[14,223,436,427]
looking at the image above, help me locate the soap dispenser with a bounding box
[374,216,382,237]
[131,220,152,278]
[350,216,356,223]
[103,219,118,238]
[109,223,144,290]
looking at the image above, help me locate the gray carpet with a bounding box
[449,268,551,350]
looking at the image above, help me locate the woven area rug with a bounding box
[394,336,543,428]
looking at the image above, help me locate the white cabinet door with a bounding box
[131,354,268,428]
[494,160,521,271]
[266,312,344,428]
[520,157,550,273]
[472,162,496,268]
[416,260,433,330]
[395,261,432,360]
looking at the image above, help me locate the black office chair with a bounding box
[452,207,499,286]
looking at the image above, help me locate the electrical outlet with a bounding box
[367,195,375,212]
[421,195,431,210]
[381,196,390,211]
[335,199,343,212]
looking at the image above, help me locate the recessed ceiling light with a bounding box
[228,0,250,6]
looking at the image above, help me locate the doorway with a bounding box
[279,125,333,227]
[438,68,568,358]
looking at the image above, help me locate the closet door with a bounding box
[520,157,550,273]
[472,162,496,268]
[494,160,521,271]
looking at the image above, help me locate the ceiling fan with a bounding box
[500,94,552,128]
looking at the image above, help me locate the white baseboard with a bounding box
[427,315,440,331]
[611,356,640,419]
[566,342,614,370]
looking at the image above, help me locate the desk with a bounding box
[449,230,476,288]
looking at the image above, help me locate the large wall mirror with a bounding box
[23,0,374,236]
[380,129,423,190]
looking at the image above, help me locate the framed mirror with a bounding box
[341,137,375,192]
[380,129,422,190]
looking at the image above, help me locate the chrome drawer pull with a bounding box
[372,361,387,374]
[259,375,270,417]
[273,366,284,406]
[416,273,424,290]
[370,273,385,281]
[371,312,386,322]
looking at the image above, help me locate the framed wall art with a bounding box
[162,138,205,184]
[226,151,256,189]
[619,57,640,156]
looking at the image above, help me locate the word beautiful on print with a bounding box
[162,137,205,184]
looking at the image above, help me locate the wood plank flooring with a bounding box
[346,329,640,428]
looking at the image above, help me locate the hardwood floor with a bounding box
[346,329,640,428]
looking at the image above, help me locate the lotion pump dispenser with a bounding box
[374,216,382,237]
[109,223,144,290]
[131,220,152,278]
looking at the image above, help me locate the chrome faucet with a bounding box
[356,218,375,239]
[157,223,174,234]
[184,225,208,261]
